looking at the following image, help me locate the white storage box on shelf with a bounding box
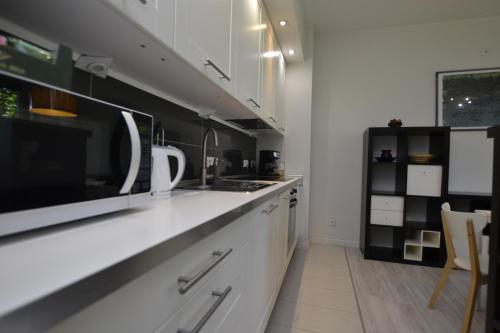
[370,195,404,227]
[407,165,443,197]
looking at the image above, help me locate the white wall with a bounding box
[310,16,500,246]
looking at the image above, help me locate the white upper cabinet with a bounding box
[275,52,286,132]
[260,10,277,122]
[103,0,175,47]
[156,0,175,47]
[234,0,262,112]
[175,0,234,93]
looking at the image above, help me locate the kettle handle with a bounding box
[166,146,186,189]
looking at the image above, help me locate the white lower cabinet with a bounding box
[246,198,277,333]
[48,191,292,333]
[48,213,250,333]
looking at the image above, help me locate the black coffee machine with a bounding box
[259,150,281,180]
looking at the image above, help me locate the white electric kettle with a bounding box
[151,130,186,198]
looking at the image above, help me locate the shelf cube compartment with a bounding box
[372,135,398,162]
[422,230,441,248]
[407,165,443,197]
[405,229,423,246]
[404,243,423,261]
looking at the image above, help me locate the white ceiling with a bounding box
[302,0,500,33]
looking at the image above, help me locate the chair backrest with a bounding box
[441,203,488,241]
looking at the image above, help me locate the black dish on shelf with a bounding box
[375,156,397,163]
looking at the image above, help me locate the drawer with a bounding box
[371,195,404,211]
[49,213,251,333]
[370,210,403,226]
[407,165,442,197]
[155,244,248,333]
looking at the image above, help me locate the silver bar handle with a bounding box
[204,59,231,81]
[177,286,232,333]
[178,248,233,294]
[263,204,278,215]
[268,204,279,214]
[119,111,141,194]
[247,98,261,109]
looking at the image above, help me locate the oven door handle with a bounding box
[119,111,141,194]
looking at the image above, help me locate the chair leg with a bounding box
[428,261,453,308]
[461,277,479,333]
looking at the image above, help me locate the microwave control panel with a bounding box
[132,112,153,194]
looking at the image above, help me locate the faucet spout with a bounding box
[201,128,219,186]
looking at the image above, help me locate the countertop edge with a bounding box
[0,177,302,332]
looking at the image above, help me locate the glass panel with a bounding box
[0,72,149,214]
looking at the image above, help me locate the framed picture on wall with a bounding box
[436,68,500,130]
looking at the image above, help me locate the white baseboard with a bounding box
[310,237,359,248]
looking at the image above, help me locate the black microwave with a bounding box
[0,70,153,237]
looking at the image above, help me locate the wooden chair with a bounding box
[427,202,488,333]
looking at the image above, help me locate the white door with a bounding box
[175,0,234,92]
[235,0,262,112]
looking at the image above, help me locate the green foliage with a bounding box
[0,87,18,118]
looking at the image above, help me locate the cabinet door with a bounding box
[235,0,262,111]
[175,0,234,92]
[247,199,277,333]
[156,0,175,47]
[277,191,290,280]
[275,52,286,132]
[101,0,174,47]
[259,10,276,121]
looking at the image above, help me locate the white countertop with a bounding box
[0,177,300,317]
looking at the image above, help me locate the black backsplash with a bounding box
[71,69,257,182]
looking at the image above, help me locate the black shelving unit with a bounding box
[486,125,500,333]
[360,127,450,267]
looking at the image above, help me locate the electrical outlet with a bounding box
[480,48,490,56]
[329,220,336,227]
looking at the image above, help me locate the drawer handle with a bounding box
[247,97,261,109]
[204,58,231,81]
[263,204,278,215]
[178,249,233,294]
[178,286,232,333]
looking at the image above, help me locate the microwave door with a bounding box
[0,90,137,214]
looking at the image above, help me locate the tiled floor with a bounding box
[266,245,364,333]
[266,245,486,333]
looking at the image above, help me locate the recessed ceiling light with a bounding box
[279,20,287,27]
[288,49,295,55]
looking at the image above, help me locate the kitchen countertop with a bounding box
[0,176,301,322]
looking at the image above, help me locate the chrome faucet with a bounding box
[201,127,219,187]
